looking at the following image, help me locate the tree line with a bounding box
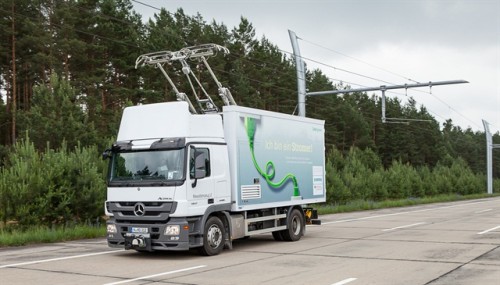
[0,0,498,227]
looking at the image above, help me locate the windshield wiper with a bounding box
[140,175,166,180]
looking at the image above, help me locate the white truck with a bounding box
[103,44,326,255]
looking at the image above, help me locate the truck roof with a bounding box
[117,102,224,142]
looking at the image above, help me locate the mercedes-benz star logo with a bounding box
[134,203,146,216]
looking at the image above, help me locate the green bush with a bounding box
[341,158,371,200]
[419,166,438,196]
[324,146,495,206]
[325,165,350,204]
[432,165,454,194]
[0,136,106,228]
[384,160,413,199]
[368,171,388,201]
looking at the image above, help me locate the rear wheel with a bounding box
[281,209,304,241]
[199,216,225,256]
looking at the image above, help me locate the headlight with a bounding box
[107,224,117,233]
[164,225,180,235]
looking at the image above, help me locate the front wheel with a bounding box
[199,216,225,256]
[281,209,304,242]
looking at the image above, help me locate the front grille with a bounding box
[118,202,165,207]
[108,201,177,223]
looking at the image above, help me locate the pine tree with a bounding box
[21,73,98,150]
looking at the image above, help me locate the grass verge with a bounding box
[315,193,500,215]
[0,225,106,247]
[1,194,499,247]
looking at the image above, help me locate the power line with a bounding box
[299,37,420,84]
[131,0,458,124]
[6,1,485,130]
[283,48,399,86]
[280,43,453,123]
[0,8,141,50]
[133,0,486,130]
[0,5,301,100]
[132,0,310,85]
[131,0,161,12]
[132,0,405,89]
[292,36,482,129]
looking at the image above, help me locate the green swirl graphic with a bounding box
[244,117,299,196]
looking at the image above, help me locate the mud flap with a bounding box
[304,208,321,225]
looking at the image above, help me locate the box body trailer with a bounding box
[224,105,325,210]
[105,101,325,255]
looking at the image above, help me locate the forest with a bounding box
[0,0,498,227]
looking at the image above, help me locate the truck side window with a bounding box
[190,148,211,178]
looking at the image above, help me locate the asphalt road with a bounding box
[1,197,500,285]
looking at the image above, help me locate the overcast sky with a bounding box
[133,0,500,132]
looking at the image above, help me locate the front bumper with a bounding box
[107,218,198,251]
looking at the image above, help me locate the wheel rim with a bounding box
[292,215,301,236]
[207,224,222,248]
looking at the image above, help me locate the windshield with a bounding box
[109,149,185,183]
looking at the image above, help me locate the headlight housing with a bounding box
[107,224,117,234]
[164,225,180,235]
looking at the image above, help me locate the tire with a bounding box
[281,209,304,242]
[199,216,225,256]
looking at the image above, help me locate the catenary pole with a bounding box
[288,31,468,119]
[482,120,500,194]
[288,30,307,117]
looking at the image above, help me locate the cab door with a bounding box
[186,145,215,215]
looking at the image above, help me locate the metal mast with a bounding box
[482,120,500,194]
[288,30,468,121]
[288,30,306,117]
[306,81,468,123]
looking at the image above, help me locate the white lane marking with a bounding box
[103,265,207,285]
[331,277,357,285]
[475,209,493,214]
[478,225,500,235]
[322,200,496,225]
[0,250,121,269]
[382,222,426,232]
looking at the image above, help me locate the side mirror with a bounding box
[102,149,112,160]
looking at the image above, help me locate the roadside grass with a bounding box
[1,193,499,247]
[316,193,500,215]
[0,224,106,247]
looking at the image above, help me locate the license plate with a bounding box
[130,227,148,234]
